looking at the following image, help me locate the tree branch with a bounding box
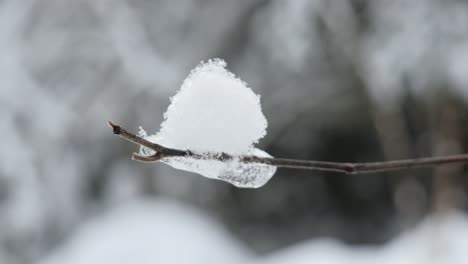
[108,121,468,175]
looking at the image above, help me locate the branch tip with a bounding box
[108,121,121,134]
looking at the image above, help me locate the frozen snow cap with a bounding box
[156,58,267,154]
[140,59,276,188]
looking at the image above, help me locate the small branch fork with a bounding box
[108,121,468,175]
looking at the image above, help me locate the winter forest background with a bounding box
[2,0,468,263]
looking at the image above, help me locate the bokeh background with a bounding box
[2,0,468,263]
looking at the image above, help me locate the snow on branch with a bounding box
[109,59,468,188]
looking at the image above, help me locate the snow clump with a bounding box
[140,59,276,188]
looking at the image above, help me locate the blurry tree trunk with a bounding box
[428,92,465,213]
[319,0,423,224]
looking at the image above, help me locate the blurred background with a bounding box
[1,0,468,263]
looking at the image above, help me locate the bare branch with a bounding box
[108,121,468,175]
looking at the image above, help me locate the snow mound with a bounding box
[156,58,266,154]
[258,212,468,264]
[38,200,468,264]
[140,59,276,188]
[39,199,251,264]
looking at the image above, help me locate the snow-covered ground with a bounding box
[39,198,468,264]
[259,212,468,264]
[38,199,252,264]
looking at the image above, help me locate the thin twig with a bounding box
[108,121,468,175]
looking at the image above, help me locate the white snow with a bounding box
[156,58,267,154]
[38,201,468,264]
[140,59,276,188]
[38,198,252,264]
[258,212,468,264]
